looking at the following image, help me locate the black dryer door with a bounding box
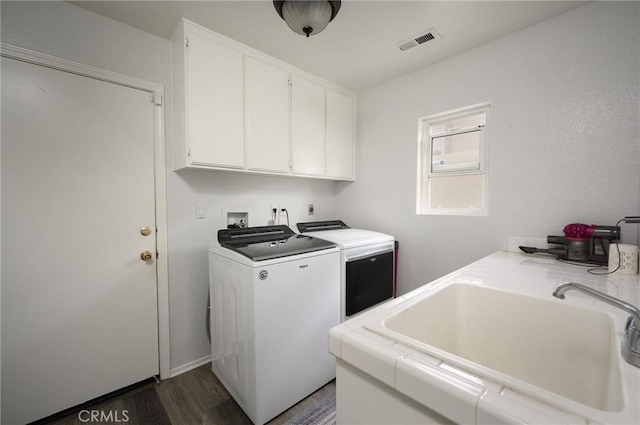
[345,251,394,316]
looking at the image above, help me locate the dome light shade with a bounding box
[274,1,341,38]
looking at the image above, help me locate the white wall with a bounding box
[336,1,640,295]
[1,1,337,374]
[167,170,336,371]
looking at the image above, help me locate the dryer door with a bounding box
[345,250,394,316]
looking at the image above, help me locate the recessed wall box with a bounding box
[224,211,249,228]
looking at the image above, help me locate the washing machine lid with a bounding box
[297,221,394,249]
[218,225,336,262]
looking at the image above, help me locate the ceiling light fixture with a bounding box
[273,0,341,38]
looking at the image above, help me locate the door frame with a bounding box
[1,43,171,379]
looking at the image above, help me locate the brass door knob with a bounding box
[140,250,154,262]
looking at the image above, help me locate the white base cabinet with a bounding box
[336,360,452,425]
[171,19,356,181]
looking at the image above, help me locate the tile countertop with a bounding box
[329,251,640,424]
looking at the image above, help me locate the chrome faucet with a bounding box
[553,282,640,368]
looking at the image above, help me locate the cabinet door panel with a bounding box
[245,57,290,173]
[187,31,244,168]
[326,90,354,179]
[291,75,325,176]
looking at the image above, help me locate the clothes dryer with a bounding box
[297,220,395,322]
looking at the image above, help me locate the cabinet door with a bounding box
[326,90,355,179]
[245,57,290,173]
[187,30,244,168]
[291,75,325,176]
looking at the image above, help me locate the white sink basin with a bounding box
[378,283,624,412]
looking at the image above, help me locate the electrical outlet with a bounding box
[308,204,315,215]
[279,204,287,216]
[270,204,279,216]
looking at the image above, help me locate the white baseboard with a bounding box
[169,354,212,378]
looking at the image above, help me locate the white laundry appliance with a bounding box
[208,225,340,425]
[297,220,396,322]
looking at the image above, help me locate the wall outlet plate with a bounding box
[195,203,207,219]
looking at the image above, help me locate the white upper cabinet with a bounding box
[172,19,355,181]
[326,89,355,180]
[245,57,290,173]
[173,22,244,169]
[291,75,326,176]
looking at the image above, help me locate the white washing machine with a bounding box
[297,220,396,322]
[209,225,340,425]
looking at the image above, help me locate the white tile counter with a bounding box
[329,251,640,424]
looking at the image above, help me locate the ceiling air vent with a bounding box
[397,29,440,52]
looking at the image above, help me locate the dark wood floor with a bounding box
[48,364,335,425]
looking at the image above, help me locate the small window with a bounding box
[417,103,490,216]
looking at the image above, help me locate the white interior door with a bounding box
[1,56,159,424]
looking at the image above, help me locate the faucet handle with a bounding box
[623,316,640,367]
[625,316,636,331]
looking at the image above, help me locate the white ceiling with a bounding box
[71,1,588,91]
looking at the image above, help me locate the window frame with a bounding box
[429,127,485,176]
[417,102,491,216]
